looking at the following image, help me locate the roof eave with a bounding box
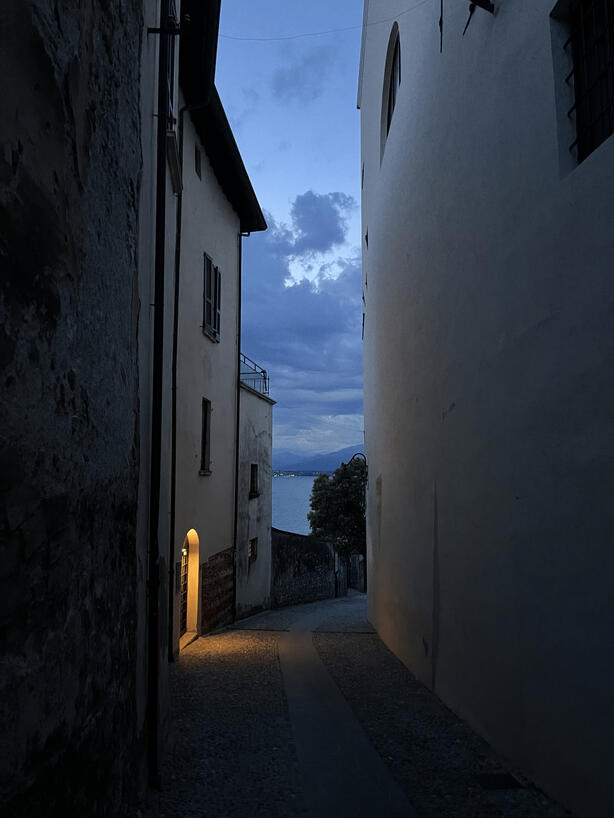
[179,0,266,233]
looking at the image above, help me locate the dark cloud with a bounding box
[241,192,363,453]
[271,46,336,103]
[259,191,355,263]
[291,191,355,254]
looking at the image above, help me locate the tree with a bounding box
[308,457,366,556]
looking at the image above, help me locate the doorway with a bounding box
[179,528,200,651]
[179,536,189,637]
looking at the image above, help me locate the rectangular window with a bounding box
[249,463,259,498]
[195,145,202,179]
[567,0,614,162]
[200,398,211,474]
[203,255,221,341]
[248,537,258,560]
[167,0,178,130]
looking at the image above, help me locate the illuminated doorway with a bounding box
[180,528,200,650]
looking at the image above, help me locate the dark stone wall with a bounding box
[201,547,235,633]
[272,528,343,608]
[0,2,144,815]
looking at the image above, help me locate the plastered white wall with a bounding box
[173,96,241,645]
[236,383,274,617]
[360,2,614,816]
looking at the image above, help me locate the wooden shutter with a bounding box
[204,254,213,333]
[214,266,221,340]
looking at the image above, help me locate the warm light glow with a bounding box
[186,528,199,548]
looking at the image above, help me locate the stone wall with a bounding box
[271,528,346,608]
[0,2,144,814]
[201,547,235,633]
[348,554,366,593]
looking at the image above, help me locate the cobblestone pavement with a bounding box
[149,630,305,818]
[146,593,574,818]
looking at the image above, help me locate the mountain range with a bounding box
[273,444,364,473]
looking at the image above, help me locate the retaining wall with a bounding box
[271,528,346,608]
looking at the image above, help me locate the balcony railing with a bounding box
[240,352,270,396]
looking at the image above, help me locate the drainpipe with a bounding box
[232,231,249,620]
[168,99,211,662]
[147,0,170,786]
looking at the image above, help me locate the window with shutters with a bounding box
[566,0,614,162]
[203,253,221,341]
[200,398,211,475]
[552,0,614,170]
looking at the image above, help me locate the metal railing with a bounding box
[240,352,270,396]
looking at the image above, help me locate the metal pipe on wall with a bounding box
[147,0,170,786]
[232,232,244,622]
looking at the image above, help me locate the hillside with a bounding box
[273,444,364,473]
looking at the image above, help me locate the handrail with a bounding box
[239,352,270,395]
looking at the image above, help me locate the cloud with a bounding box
[241,190,363,454]
[290,191,355,255]
[225,86,260,133]
[271,46,336,103]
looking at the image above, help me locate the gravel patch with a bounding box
[313,633,575,818]
[149,631,306,818]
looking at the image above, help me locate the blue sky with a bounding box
[215,1,364,454]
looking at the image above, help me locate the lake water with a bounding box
[272,475,316,535]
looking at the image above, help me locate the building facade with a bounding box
[1,0,269,812]
[1,1,148,813]
[236,358,275,620]
[359,2,614,816]
[170,65,267,650]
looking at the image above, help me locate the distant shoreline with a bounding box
[273,470,332,478]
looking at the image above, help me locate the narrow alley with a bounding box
[148,594,572,818]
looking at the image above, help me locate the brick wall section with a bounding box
[272,528,347,608]
[0,2,143,815]
[201,547,235,633]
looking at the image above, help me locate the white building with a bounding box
[236,355,275,619]
[169,11,267,653]
[358,2,614,816]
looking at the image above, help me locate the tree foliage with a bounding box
[308,457,366,556]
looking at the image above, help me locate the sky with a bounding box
[214,1,364,455]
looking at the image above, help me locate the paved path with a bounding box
[278,604,416,818]
[148,593,573,818]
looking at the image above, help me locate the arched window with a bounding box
[381,25,401,159]
[386,36,401,134]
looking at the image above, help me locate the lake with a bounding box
[272,474,317,535]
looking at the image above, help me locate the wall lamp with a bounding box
[472,0,494,11]
[349,452,368,481]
